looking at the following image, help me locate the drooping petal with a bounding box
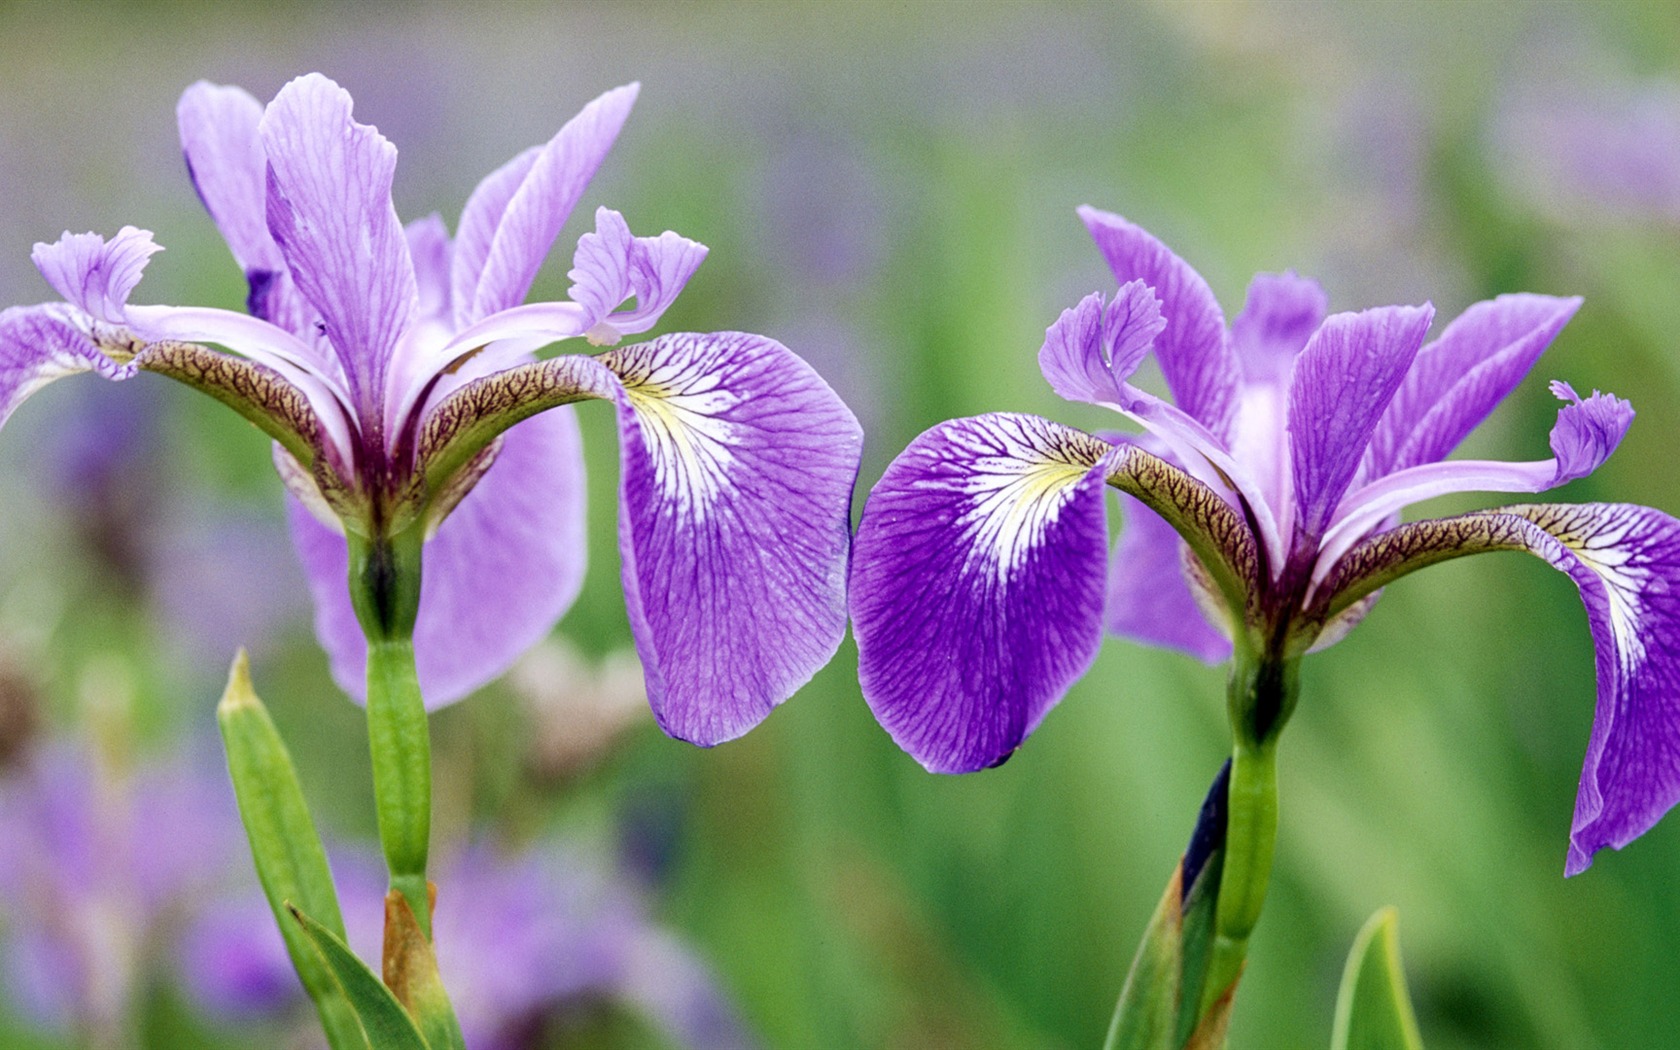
[1363,294,1582,479]
[1107,492,1232,663]
[31,227,162,324]
[601,332,861,745]
[1318,502,1680,875]
[289,406,588,706]
[1038,283,1164,408]
[851,413,1117,773]
[1077,206,1238,437]
[464,84,640,324]
[1229,271,1326,384]
[0,304,136,429]
[260,73,416,420]
[1317,384,1634,579]
[1288,304,1434,539]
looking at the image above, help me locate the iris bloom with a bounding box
[0,74,860,743]
[851,207,1680,875]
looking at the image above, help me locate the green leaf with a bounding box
[289,902,432,1050]
[1104,865,1184,1050]
[1175,846,1223,1047]
[216,651,364,1050]
[1331,907,1425,1050]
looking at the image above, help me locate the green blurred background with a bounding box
[3,1,1680,1046]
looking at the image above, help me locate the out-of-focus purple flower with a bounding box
[181,841,757,1050]
[0,739,237,1035]
[0,72,861,744]
[851,207,1680,875]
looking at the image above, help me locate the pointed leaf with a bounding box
[1105,866,1183,1050]
[1331,908,1425,1050]
[216,652,364,1050]
[289,901,431,1050]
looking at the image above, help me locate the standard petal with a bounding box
[1288,304,1433,539]
[851,413,1116,773]
[31,227,162,324]
[1319,503,1680,875]
[0,304,136,429]
[449,145,541,329]
[1107,492,1232,663]
[601,331,861,745]
[290,406,588,706]
[466,84,639,323]
[1229,271,1326,384]
[260,73,416,419]
[1363,294,1581,479]
[405,214,452,323]
[1077,206,1238,436]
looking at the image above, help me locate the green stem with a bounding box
[1200,649,1298,1016]
[366,636,433,939]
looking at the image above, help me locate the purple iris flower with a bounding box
[0,74,861,743]
[181,844,757,1050]
[851,207,1680,875]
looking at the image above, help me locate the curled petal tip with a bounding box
[32,227,162,324]
[1549,383,1634,484]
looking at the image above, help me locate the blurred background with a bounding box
[1,1,1679,1046]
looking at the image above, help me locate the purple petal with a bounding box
[31,227,162,324]
[464,84,639,324]
[290,406,588,706]
[1288,304,1434,539]
[450,145,541,328]
[406,214,453,323]
[1077,206,1237,436]
[602,332,861,745]
[1550,381,1635,482]
[1038,283,1165,407]
[0,304,136,429]
[567,207,708,341]
[260,73,416,420]
[851,413,1117,773]
[1363,294,1582,479]
[567,206,635,324]
[1107,492,1232,663]
[1229,271,1327,384]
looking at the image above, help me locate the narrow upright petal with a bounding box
[0,305,136,428]
[405,214,453,323]
[260,73,416,418]
[1107,492,1233,663]
[852,413,1118,772]
[31,227,162,325]
[1229,271,1326,383]
[1077,206,1238,436]
[1318,503,1680,874]
[290,407,588,705]
[601,332,861,745]
[1363,294,1581,479]
[1288,305,1433,539]
[464,84,640,323]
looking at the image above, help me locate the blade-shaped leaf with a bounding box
[1331,908,1425,1050]
[1105,866,1184,1050]
[289,902,431,1050]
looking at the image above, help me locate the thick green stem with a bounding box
[1200,649,1298,1015]
[366,636,432,939]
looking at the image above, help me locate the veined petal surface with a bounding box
[1230,271,1326,383]
[1077,206,1237,436]
[32,227,162,325]
[260,73,416,419]
[1321,503,1680,875]
[0,304,136,428]
[602,332,861,745]
[851,413,1117,773]
[290,407,588,706]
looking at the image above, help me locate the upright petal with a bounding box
[260,73,416,420]
[290,407,588,706]
[1229,271,1326,384]
[0,305,136,429]
[601,332,861,745]
[1107,492,1233,663]
[32,227,162,325]
[852,413,1117,773]
[1318,503,1680,875]
[465,84,640,324]
[1363,294,1581,479]
[1289,305,1433,539]
[450,145,541,328]
[405,214,452,324]
[1077,206,1238,436]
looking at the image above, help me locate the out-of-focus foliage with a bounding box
[2,2,1680,1047]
